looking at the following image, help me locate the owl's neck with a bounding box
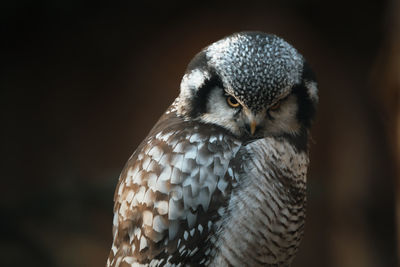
[211,137,309,266]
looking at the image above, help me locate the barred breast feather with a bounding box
[212,137,308,266]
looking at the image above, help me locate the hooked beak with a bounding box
[243,107,263,136]
[250,120,257,135]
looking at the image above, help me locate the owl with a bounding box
[107,32,318,267]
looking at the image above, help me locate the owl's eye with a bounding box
[269,101,281,111]
[226,96,240,108]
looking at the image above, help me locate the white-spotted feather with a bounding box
[107,116,242,267]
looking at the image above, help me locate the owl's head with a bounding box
[176,32,318,143]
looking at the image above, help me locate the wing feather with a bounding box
[107,112,242,266]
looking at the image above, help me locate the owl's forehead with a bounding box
[206,33,303,110]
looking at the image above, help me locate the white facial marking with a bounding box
[265,95,301,135]
[180,69,209,92]
[178,69,210,116]
[199,87,240,135]
[306,80,318,102]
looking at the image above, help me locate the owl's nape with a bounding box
[108,32,318,267]
[177,32,318,144]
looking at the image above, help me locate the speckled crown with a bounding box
[206,32,304,111]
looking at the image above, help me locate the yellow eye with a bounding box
[269,101,281,111]
[226,96,240,108]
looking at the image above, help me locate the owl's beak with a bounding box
[243,108,260,136]
[250,120,257,135]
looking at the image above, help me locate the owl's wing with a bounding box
[107,113,242,266]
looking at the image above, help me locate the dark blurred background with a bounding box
[1,1,398,266]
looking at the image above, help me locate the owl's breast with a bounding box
[211,137,308,266]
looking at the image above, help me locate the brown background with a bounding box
[1,1,397,266]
